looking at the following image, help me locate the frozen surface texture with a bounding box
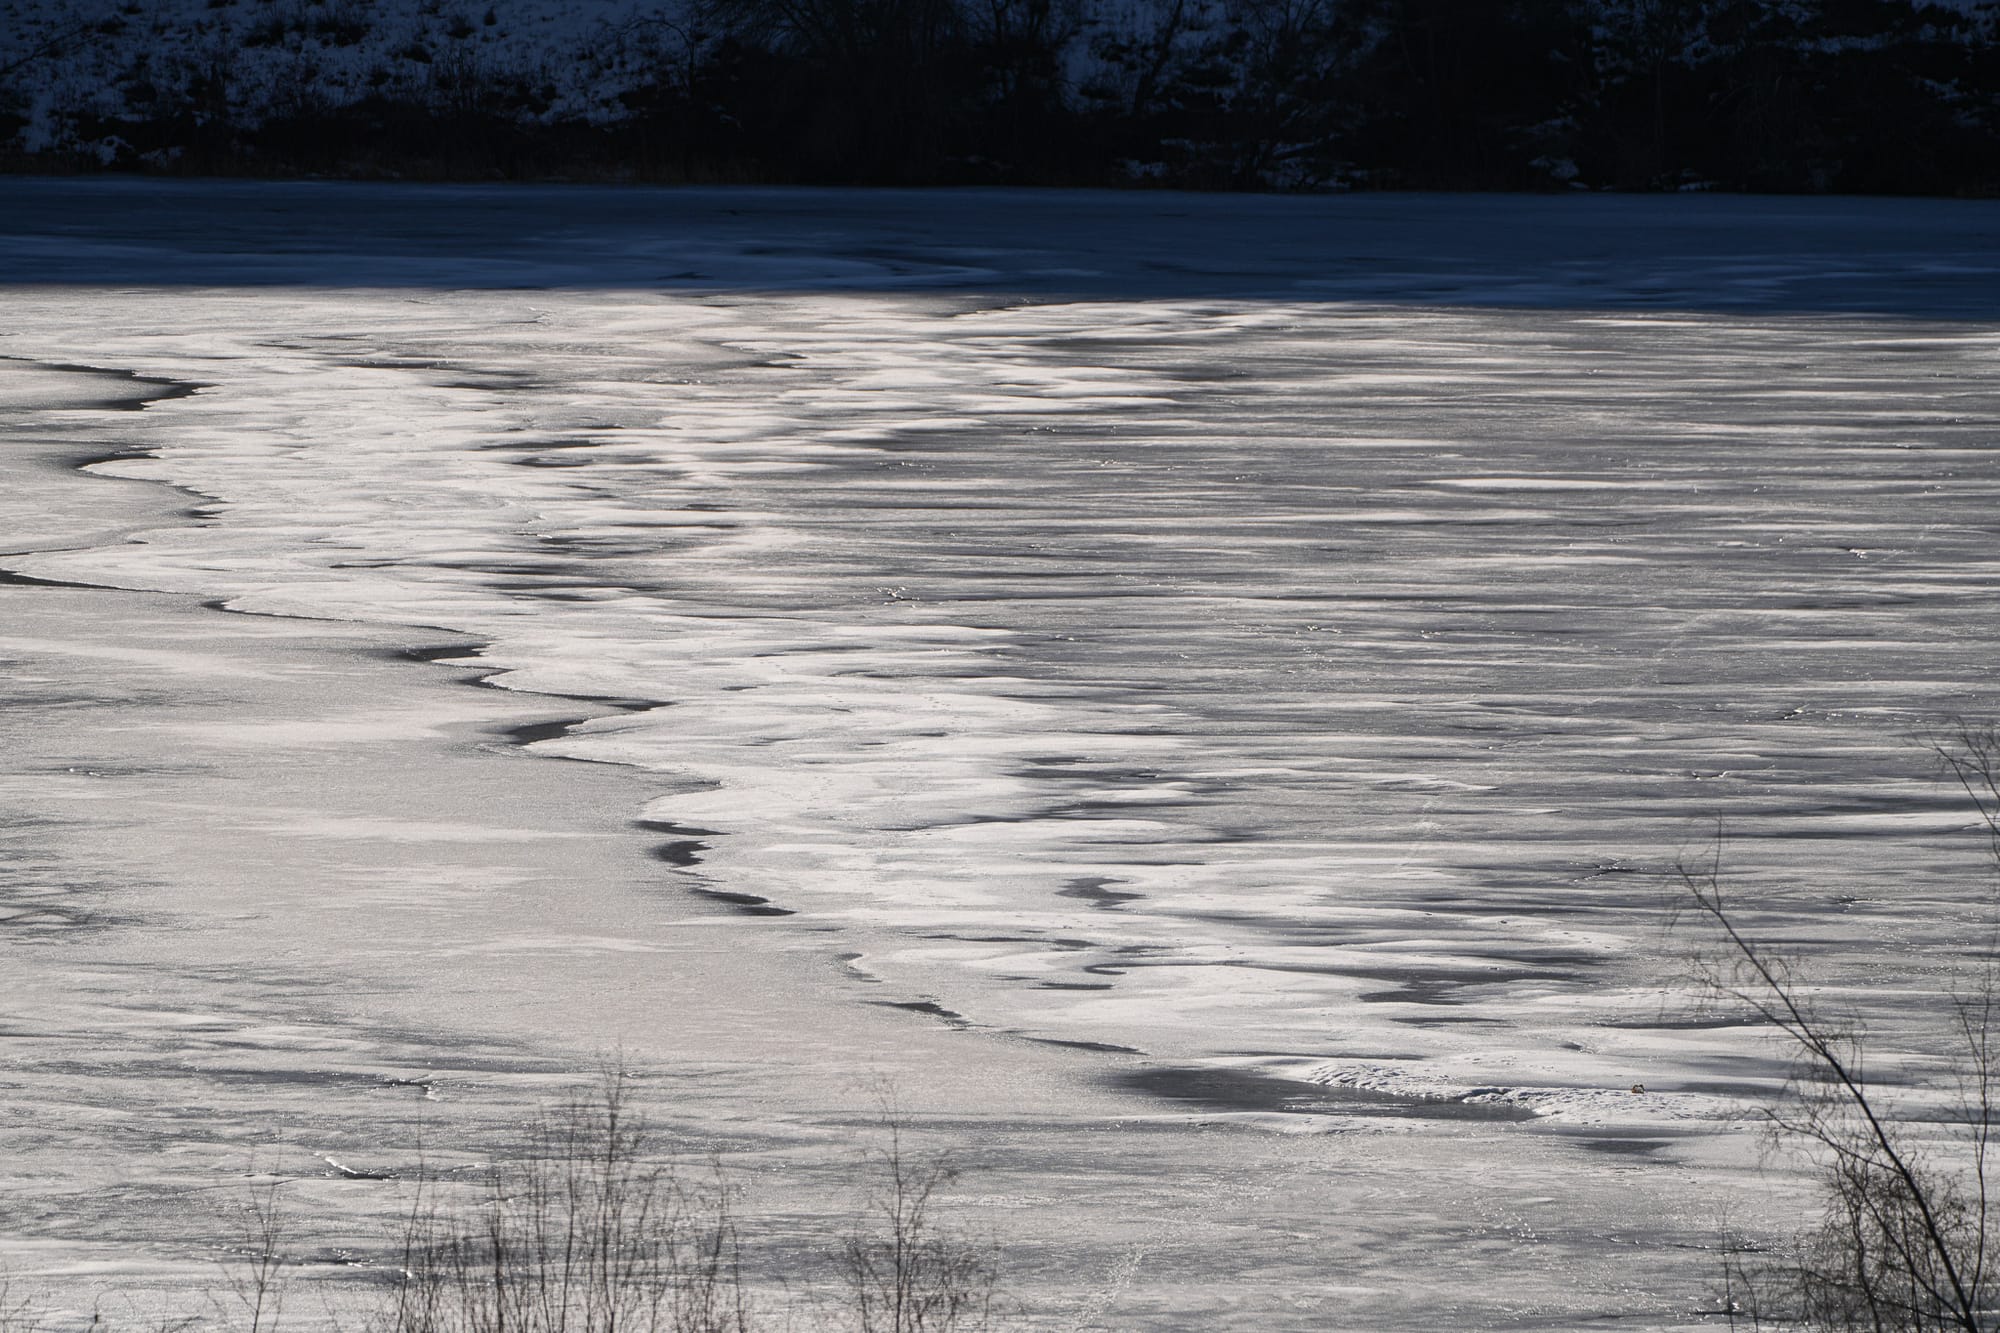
[2,182,1998,1328]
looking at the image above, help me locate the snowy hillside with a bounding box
[2,0,1996,190]
[0,0,671,156]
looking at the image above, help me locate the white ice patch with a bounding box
[1304,1062,1739,1128]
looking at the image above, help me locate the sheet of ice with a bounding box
[8,178,2000,316]
[5,182,2000,1326]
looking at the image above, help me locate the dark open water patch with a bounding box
[635,818,723,838]
[396,642,484,664]
[1024,1035,1143,1054]
[689,887,792,916]
[68,449,157,478]
[1114,1065,1538,1121]
[1058,876,1144,909]
[0,568,83,589]
[1580,1135,1674,1156]
[2,358,204,413]
[1360,978,1469,1005]
[484,706,663,754]
[474,436,600,452]
[650,840,708,867]
[498,717,595,746]
[871,997,970,1028]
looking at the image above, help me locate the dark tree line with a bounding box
[5,0,1998,193]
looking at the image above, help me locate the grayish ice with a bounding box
[2,180,1998,1328]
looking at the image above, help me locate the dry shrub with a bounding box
[836,1123,995,1333]
[370,1072,752,1333]
[363,1074,1002,1332]
[216,1179,293,1333]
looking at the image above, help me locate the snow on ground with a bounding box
[2,181,1998,1327]
[0,0,669,151]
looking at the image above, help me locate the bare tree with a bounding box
[1687,725,2000,1332]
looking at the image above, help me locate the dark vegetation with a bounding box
[3,0,1998,192]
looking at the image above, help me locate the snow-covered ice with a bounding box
[2,179,1998,1328]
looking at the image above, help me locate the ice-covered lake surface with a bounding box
[4,179,2000,1328]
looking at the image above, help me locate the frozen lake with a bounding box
[4,179,2000,1328]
